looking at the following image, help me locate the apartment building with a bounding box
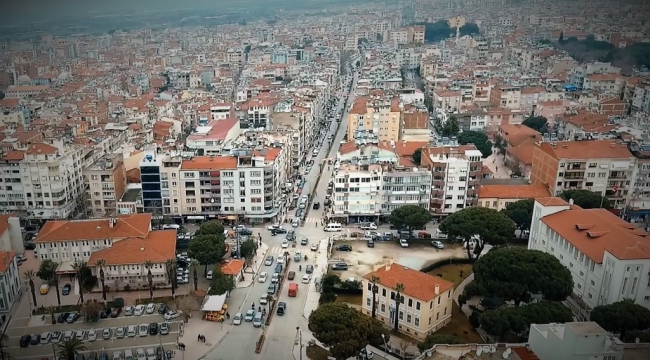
[362,262,454,340]
[139,152,164,215]
[627,142,650,220]
[528,322,624,360]
[34,214,176,291]
[420,145,483,216]
[489,85,522,110]
[0,215,23,255]
[84,153,127,217]
[530,141,636,209]
[570,62,621,90]
[348,95,402,142]
[529,197,650,313]
[477,184,550,211]
[0,251,21,312]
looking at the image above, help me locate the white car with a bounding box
[281,240,289,248]
[301,274,311,284]
[146,348,156,360]
[431,241,445,249]
[164,310,182,320]
[233,312,243,325]
[75,330,86,341]
[399,239,409,248]
[267,224,281,231]
[87,329,97,342]
[145,303,156,314]
[277,256,285,265]
[310,243,319,251]
[127,325,137,337]
[271,273,280,284]
[258,272,268,283]
[138,323,148,337]
[134,304,146,316]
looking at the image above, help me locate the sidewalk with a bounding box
[302,237,331,319]
[236,242,269,289]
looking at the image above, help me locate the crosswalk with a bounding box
[284,217,322,224]
[268,246,292,255]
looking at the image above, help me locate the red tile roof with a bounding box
[363,263,454,301]
[0,251,16,273]
[478,184,550,199]
[35,214,152,243]
[221,259,245,275]
[88,230,176,265]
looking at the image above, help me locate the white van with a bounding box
[162,224,180,230]
[325,223,343,232]
[124,349,134,360]
[207,270,214,280]
[435,229,448,239]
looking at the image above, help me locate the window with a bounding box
[381,304,385,313]
[414,317,420,327]
[416,302,421,311]
[406,314,412,323]
[408,299,413,307]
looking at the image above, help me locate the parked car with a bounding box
[145,303,156,314]
[276,302,287,316]
[19,335,31,348]
[359,347,374,359]
[164,310,182,320]
[87,330,97,342]
[159,322,169,335]
[124,306,134,316]
[66,313,80,323]
[138,323,148,337]
[335,245,352,252]
[233,313,243,325]
[430,241,445,249]
[134,304,146,316]
[30,334,41,345]
[331,263,348,270]
[57,313,69,323]
[115,327,126,339]
[61,284,71,295]
[267,284,277,295]
[51,331,62,343]
[102,328,112,340]
[110,307,122,318]
[305,265,314,274]
[244,309,256,322]
[149,323,159,335]
[288,271,295,280]
[158,304,167,314]
[272,273,280,284]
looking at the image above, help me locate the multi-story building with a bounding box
[347,95,402,142]
[0,251,21,312]
[84,153,127,217]
[420,145,483,216]
[489,85,522,110]
[529,197,650,313]
[33,214,176,292]
[139,152,164,216]
[0,215,24,255]
[530,141,636,209]
[361,262,454,340]
[627,142,650,219]
[528,322,624,360]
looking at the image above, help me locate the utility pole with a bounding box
[296,327,303,360]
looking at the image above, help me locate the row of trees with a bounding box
[413,20,480,42]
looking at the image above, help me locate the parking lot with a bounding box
[328,239,467,279]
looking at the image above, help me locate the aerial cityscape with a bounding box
[1,0,650,359]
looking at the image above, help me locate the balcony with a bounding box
[563,174,585,180]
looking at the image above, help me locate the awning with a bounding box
[201,294,227,312]
[56,261,76,275]
[226,216,237,220]
[186,216,205,220]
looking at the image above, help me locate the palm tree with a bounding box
[191,259,200,291]
[95,259,107,301]
[393,282,405,332]
[24,269,38,308]
[165,258,177,298]
[71,260,88,303]
[369,275,381,319]
[144,261,154,300]
[55,338,87,360]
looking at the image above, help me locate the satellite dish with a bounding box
[491,346,497,354]
[483,345,491,353]
[502,351,510,359]
[477,347,483,356]
[636,337,640,343]
[506,347,512,355]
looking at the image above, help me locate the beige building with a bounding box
[362,262,454,340]
[84,153,127,217]
[347,95,402,142]
[477,184,550,211]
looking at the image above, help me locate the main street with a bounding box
[204,71,358,360]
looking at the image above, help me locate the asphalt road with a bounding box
[6,312,181,359]
[204,73,358,360]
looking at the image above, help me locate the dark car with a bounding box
[335,245,353,252]
[276,302,286,315]
[19,335,31,348]
[110,307,121,318]
[331,262,348,270]
[267,284,277,295]
[271,228,287,235]
[367,239,375,248]
[25,232,35,242]
[30,334,41,345]
[287,271,295,280]
[238,229,253,236]
[158,304,167,314]
[61,284,71,296]
[57,312,69,323]
[66,313,80,323]
[305,265,314,274]
[312,202,320,210]
[100,307,110,319]
[149,323,159,335]
[274,264,283,273]
[24,241,36,250]
[286,231,296,241]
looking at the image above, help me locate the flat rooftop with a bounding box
[121,188,141,203]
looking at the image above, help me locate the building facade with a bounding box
[0,251,21,312]
[84,153,127,217]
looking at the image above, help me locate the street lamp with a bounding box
[295,327,303,360]
[381,333,388,357]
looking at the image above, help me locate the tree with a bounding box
[393,283,405,332]
[459,23,480,36]
[188,233,226,276]
[24,269,38,308]
[388,205,429,233]
[95,259,107,301]
[308,303,389,360]
[195,220,225,236]
[144,260,154,299]
[457,130,493,158]
[559,189,610,209]
[412,148,423,165]
[369,275,381,319]
[501,199,535,235]
[591,300,650,339]
[208,265,235,296]
[418,334,460,352]
[479,301,573,341]
[240,239,256,262]
[191,259,200,291]
[71,260,88,303]
[80,299,103,322]
[441,116,460,137]
[174,295,200,321]
[439,207,515,260]
[521,116,548,132]
[37,259,61,306]
[165,258,177,298]
[55,338,87,360]
[473,247,573,305]
[559,31,564,43]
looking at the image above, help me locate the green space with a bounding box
[427,263,473,287]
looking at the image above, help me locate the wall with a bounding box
[124,151,146,172]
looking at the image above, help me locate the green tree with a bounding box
[393,283,405,332]
[191,259,200,291]
[55,338,87,360]
[208,265,235,296]
[457,130,493,158]
[521,116,548,132]
[417,334,460,352]
[590,300,650,340]
[188,233,227,276]
[37,259,61,306]
[439,207,515,260]
[144,260,154,299]
[95,259,107,301]
[80,299,103,322]
[473,247,573,305]
[71,260,89,303]
[308,303,389,360]
[240,239,257,261]
[165,258,177,298]
[441,116,460,137]
[388,205,430,234]
[369,275,381,319]
[459,23,480,36]
[559,189,610,209]
[412,148,423,165]
[24,269,38,308]
[195,220,225,236]
[501,199,535,235]
[479,301,573,341]
[558,31,564,43]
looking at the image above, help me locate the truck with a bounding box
[288,283,298,297]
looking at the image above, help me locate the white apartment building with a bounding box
[528,322,624,360]
[0,251,21,312]
[529,197,650,316]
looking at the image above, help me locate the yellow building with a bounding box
[361,262,455,340]
[347,94,402,142]
[477,184,550,211]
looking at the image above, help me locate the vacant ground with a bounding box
[436,302,484,343]
[427,263,473,287]
[307,343,331,360]
[335,293,362,305]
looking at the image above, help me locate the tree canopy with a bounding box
[37,259,58,282]
[441,116,459,137]
[521,116,548,133]
[388,205,430,232]
[195,220,225,236]
[460,23,480,36]
[188,233,226,275]
[559,189,610,209]
[472,247,573,305]
[439,207,515,259]
[417,334,460,352]
[457,131,493,158]
[501,199,535,232]
[412,148,423,165]
[414,21,480,42]
[207,265,235,296]
[590,300,650,339]
[479,301,573,341]
[308,303,389,360]
[240,239,257,260]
